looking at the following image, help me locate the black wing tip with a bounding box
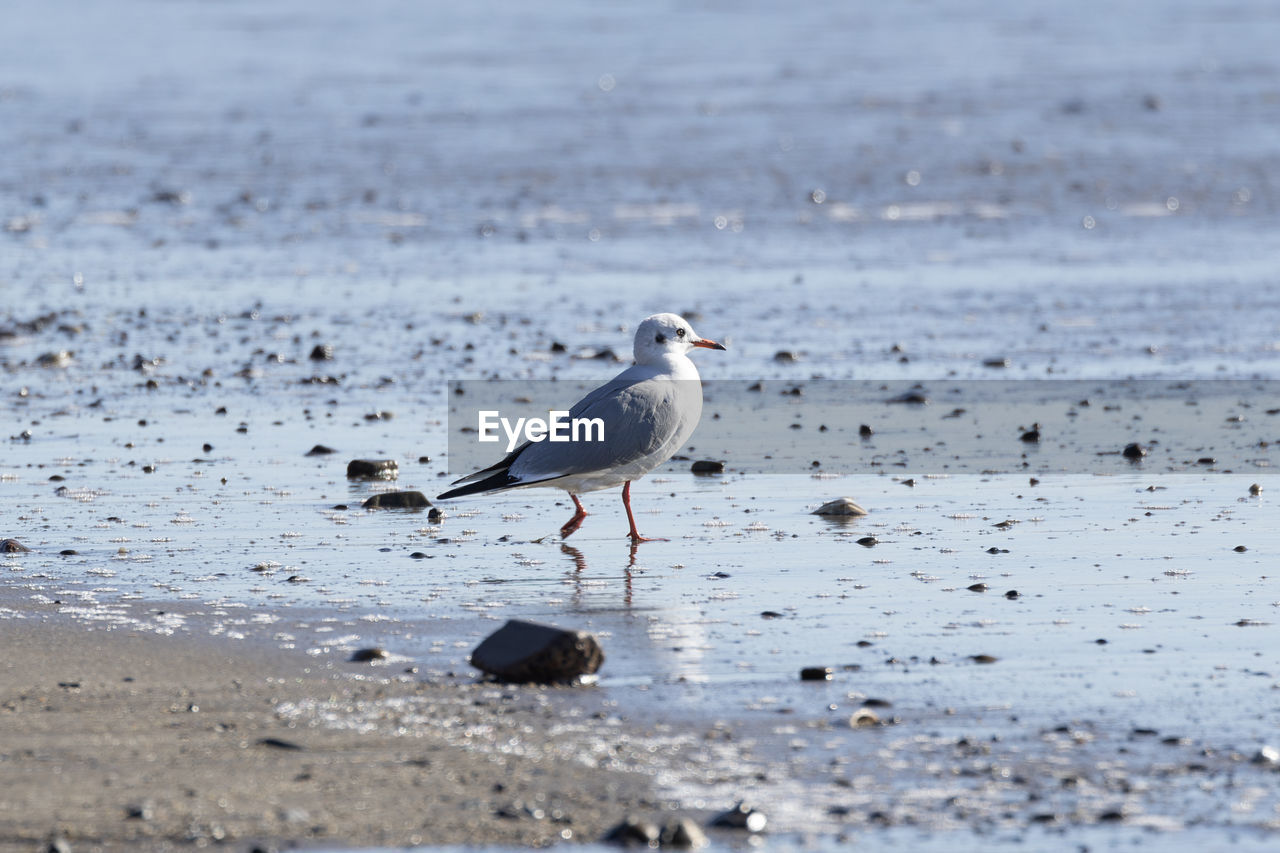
[436,470,517,501]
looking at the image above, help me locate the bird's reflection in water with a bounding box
[559,542,635,607]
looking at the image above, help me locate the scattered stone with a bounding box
[986,547,1009,554]
[800,666,833,681]
[856,536,878,547]
[773,350,798,363]
[1233,545,1248,553]
[690,459,725,474]
[1122,442,1147,460]
[60,549,78,556]
[603,816,660,846]
[124,801,154,821]
[363,410,394,421]
[36,350,73,368]
[309,344,334,361]
[983,357,1010,368]
[470,619,604,684]
[1005,589,1020,599]
[849,708,880,727]
[1249,483,1262,496]
[760,611,783,619]
[362,490,431,509]
[1020,424,1040,443]
[1251,745,1279,765]
[858,424,873,437]
[346,459,398,480]
[886,390,929,405]
[967,583,988,592]
[349,647,388,663]
[1,538,31,553]
[813,498,867,517]
[660,818,708,849]
[427,507,444,522]
[969,654,998,664]
[306,444,338,456]
[256,737,304,751]
[711,802,767,832]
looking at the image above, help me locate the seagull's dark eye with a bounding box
[655,333,666,343]
[676,328,686,338]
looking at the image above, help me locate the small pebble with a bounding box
[1249,483,1262,496]
[800,666,833,681]
[690,459,725,474]
[349,647,388,663]
[813,498,867,517]
[1122,442,1147,460]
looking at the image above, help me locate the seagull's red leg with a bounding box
[623,481,667,542]
[560,493,588,539]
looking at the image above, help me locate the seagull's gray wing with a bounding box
[508,375,696,483]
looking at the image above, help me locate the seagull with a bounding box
[437,313,726,541]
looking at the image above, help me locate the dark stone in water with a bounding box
[1,539,30,553]
[1020,424,1041,442]
[349,647,388,663]
[856,536,878,547]
[470,619,604,684]
[346,459,398,480]
[711,802,767,832]
[306,444,338,456]
[427,507,443,522]
[967,583,988,592]
[603,815,660,846]
[1005,589,1020,599]
[362,491,431,509]
[800,666,833,681]
[309,343,334,361]
[1233,545,1248,552]
[1122,442,1147,459]
[60,549,78,556]
[859,423,874,437]
[690,459,725,474]
[660,818,708,849]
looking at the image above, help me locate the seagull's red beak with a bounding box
[692,338,727,351]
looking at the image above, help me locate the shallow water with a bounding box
[4,0,1280,847]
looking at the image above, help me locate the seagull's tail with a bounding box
[436,469,517,501]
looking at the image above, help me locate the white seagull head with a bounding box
[632,313,726,365]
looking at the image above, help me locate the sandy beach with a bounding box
[0,605,667,852]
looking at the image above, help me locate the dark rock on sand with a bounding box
[349,647,388,663]
[1020,424,1041,442]
[800,666,833,681]
[1249,483,1262,495]
[256,737,304,751]
[711,802,767,832]
[309,344,334,361]
[690,459,725,474]
[362,491,431,510]
[856,536,878,547]
[859,424,874,437]
[603,815,660,846]
[1,538,30,553]
[346,459,399,480]
[470,620,604,684]
[306,444,338,456]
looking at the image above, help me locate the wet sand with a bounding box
[0,604,660,852]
